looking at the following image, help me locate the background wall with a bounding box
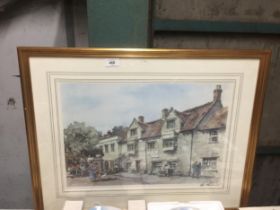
[154,33,280,147]
[0,0,279,208]
[153,0,280,147]
[0,0,67,208]
[153,0,280,205]
[155,0,280,23]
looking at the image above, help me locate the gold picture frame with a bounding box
[18,47,271,210]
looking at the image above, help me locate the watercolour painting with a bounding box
[62,82,233,188]
[18,48,270,210]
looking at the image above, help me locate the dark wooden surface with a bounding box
[249,154,280,205]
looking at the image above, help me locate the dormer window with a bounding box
[209,130,218,143]
[130,128,137,136]
[166,119,175,129]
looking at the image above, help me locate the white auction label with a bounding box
[105,58,121,67]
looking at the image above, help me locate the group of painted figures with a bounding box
[87,161,102,181]
[67,158,203,180]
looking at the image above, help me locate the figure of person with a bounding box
[197,162,202,178]
[74,163,80,176]
[192,161,198,178]
[88,162,96,181]
[114,164,119,173]
[192,161,202,178]
[164,163,170,177]
[80,163,86,176]
[95,163,101,180]
[79,158,87,176]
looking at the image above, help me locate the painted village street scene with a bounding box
[63,84,229,187]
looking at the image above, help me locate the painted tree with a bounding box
[64,121,101,166]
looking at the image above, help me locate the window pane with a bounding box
[167,119,175,129]
[105,145,109,153]
[209,130,218,143]
[111,143,115,152]
[130,128,137,136]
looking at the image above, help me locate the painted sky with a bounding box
[60,82,234,133]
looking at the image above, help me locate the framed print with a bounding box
[18,48,271,210]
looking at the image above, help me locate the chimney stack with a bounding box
[161,108,168,119]
[213,85,222,102]
[138,115,144,123]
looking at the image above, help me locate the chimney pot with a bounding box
[138,115,144,123]
[213,84,223,101]
[161,108,169,119]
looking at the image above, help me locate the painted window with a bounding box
[202,157,218,169]
[105,145,109,153]
[169,161,178,169]
[151,161,162,174]
[166,119,175,129]
[111,143,115,152]
[147,142,156,150]
[209,130,218,143]
[163,138,175,148]
[130,128,137,136]
[127,144,135,151]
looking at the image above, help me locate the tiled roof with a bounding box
[139,101,224,139]
[141,120,164,140]
[198,107,228,130]
[138,121,148,130]
[117,127,129,140]
[99,127,128,141]
[99,134,114,141]
[99,101,228,142]
[177,102,215,131]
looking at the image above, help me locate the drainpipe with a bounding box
[145,140,148,173]
[189,130,194,176]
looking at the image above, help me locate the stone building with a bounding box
[97,85,228,177]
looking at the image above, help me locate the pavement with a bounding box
[67,172,219,187]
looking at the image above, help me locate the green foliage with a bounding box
[64,121,101,164]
